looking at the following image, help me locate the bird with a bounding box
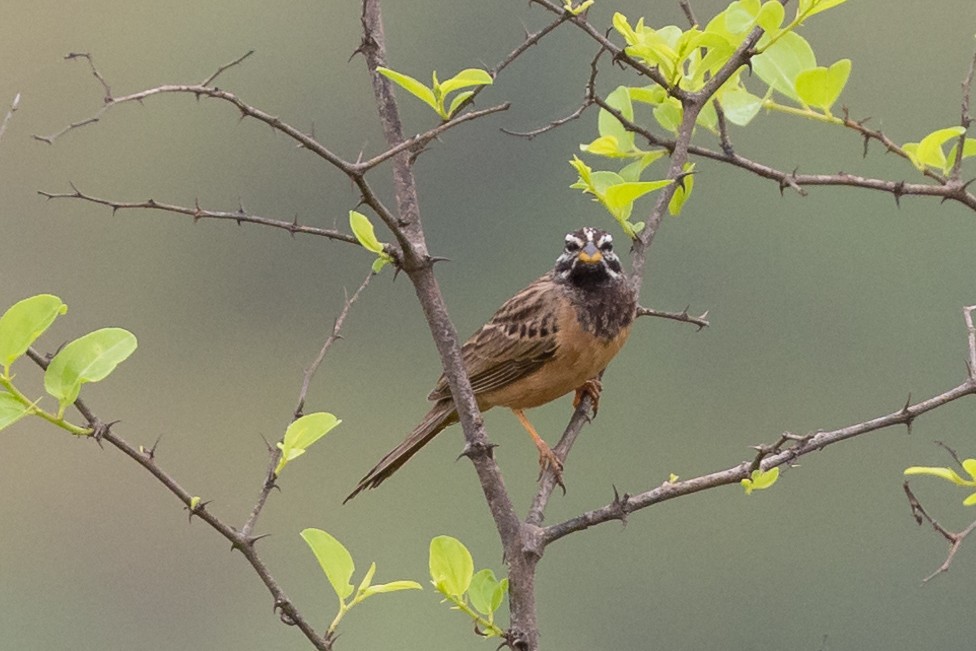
[344,226,637,502]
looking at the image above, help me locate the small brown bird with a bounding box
[345,227,637,502]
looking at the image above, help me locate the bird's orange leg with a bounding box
[512,408,564,489]
[573,378,603,417]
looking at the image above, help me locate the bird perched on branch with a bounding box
[345,226,637,502]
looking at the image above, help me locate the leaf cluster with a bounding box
[0,294,136,432]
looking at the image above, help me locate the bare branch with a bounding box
[37,185,360,245]
[294,271,374,419]
[903,482,976,583]
[965,305,976,379]
[949,50,976,180]
[0,93,21,146]
[200,49,255,87]
[636,305,710,330]
[24,347,331,650]
[544,379,976,545]
[354,102,511,172]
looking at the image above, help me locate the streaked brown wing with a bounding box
[428,274,560,401]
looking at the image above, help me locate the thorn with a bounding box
[457,440,498,462]
[187,500,212,523]
[147,433,163,459]
[428,255,452,265]
[248,532,273,546]
[611,484,630,526]
[276,600,297,626]
[893,181,905,207]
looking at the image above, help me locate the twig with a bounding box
[544,379,976,546]
[0,93,21,146]
[949,50,976,181]
[501,47,603,140]
[636,305,710,330]
[200,49,255,87]
[24,347,330,650]
[964,305,976,379]
[903,482,976,583]
[294,271,374,418]
[37,184,360,245]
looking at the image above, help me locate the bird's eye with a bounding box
[565,240,581,252]
[599,241,613,253]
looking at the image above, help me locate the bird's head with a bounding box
[554,227,624,285]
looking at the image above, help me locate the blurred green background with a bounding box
[3,1,976,649]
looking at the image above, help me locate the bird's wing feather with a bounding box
[428,274,561,401]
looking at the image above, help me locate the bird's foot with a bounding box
[536,442,565,492]
[573,378,603,418]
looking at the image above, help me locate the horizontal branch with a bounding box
[636,305,710,330]
[543,379,976,545]
[37,184,360,245]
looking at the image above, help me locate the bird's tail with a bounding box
[344,400,457,503]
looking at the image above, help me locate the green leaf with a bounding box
[429,535,474,599]
[0,294,68,375]
[494,578,508,613]
[756,1,785,34]
[446,90,475,118]
[717,86,763,126]
[904,465,970,485]
[724,0,760,33]
[652,98,682,133]
[741,466,780,494]
[580,135,624,158]
[599,87,635,152]
[275,412,341,475]
[798,0,849,21]
[753,31,817,102]
[44,327,137,416]
[350,210,385,254]
[376,67,438,113]
[468,569,503,616]
[964,492,976,506]
[362,580,424,597]
[438,68,493,96]
[603,180,671,219]
[371,257,390,273]
[795,59,851,113]
[907,126,967,172]
[0,391,30,431]
[962,458,976,480]
[301,528,356,601]
[618,150,667,182]
[944,138,976,171]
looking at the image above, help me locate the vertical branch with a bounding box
[358,1,540,647]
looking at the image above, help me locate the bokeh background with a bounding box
[3,1,976,649]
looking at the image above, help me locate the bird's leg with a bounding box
[573,377,603,417]
[511,408,564,490]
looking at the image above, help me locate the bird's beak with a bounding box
[577,241,603,264]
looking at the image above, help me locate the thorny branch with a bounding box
[37,184,361,246]
[903,481,976,583]
[23,348,332,650]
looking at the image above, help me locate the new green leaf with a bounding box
[376,67,437,112]
[350,210,393,272]
[741,466,780,494]
[795,59,851,113]
[275,412,341,476]
[0,391,31,431]
[903,127,967,172]
[302,528,355,601]
[753,31,816,102]
[44,327,137,417]
[0,294,67,375]
[429,535,474,598]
